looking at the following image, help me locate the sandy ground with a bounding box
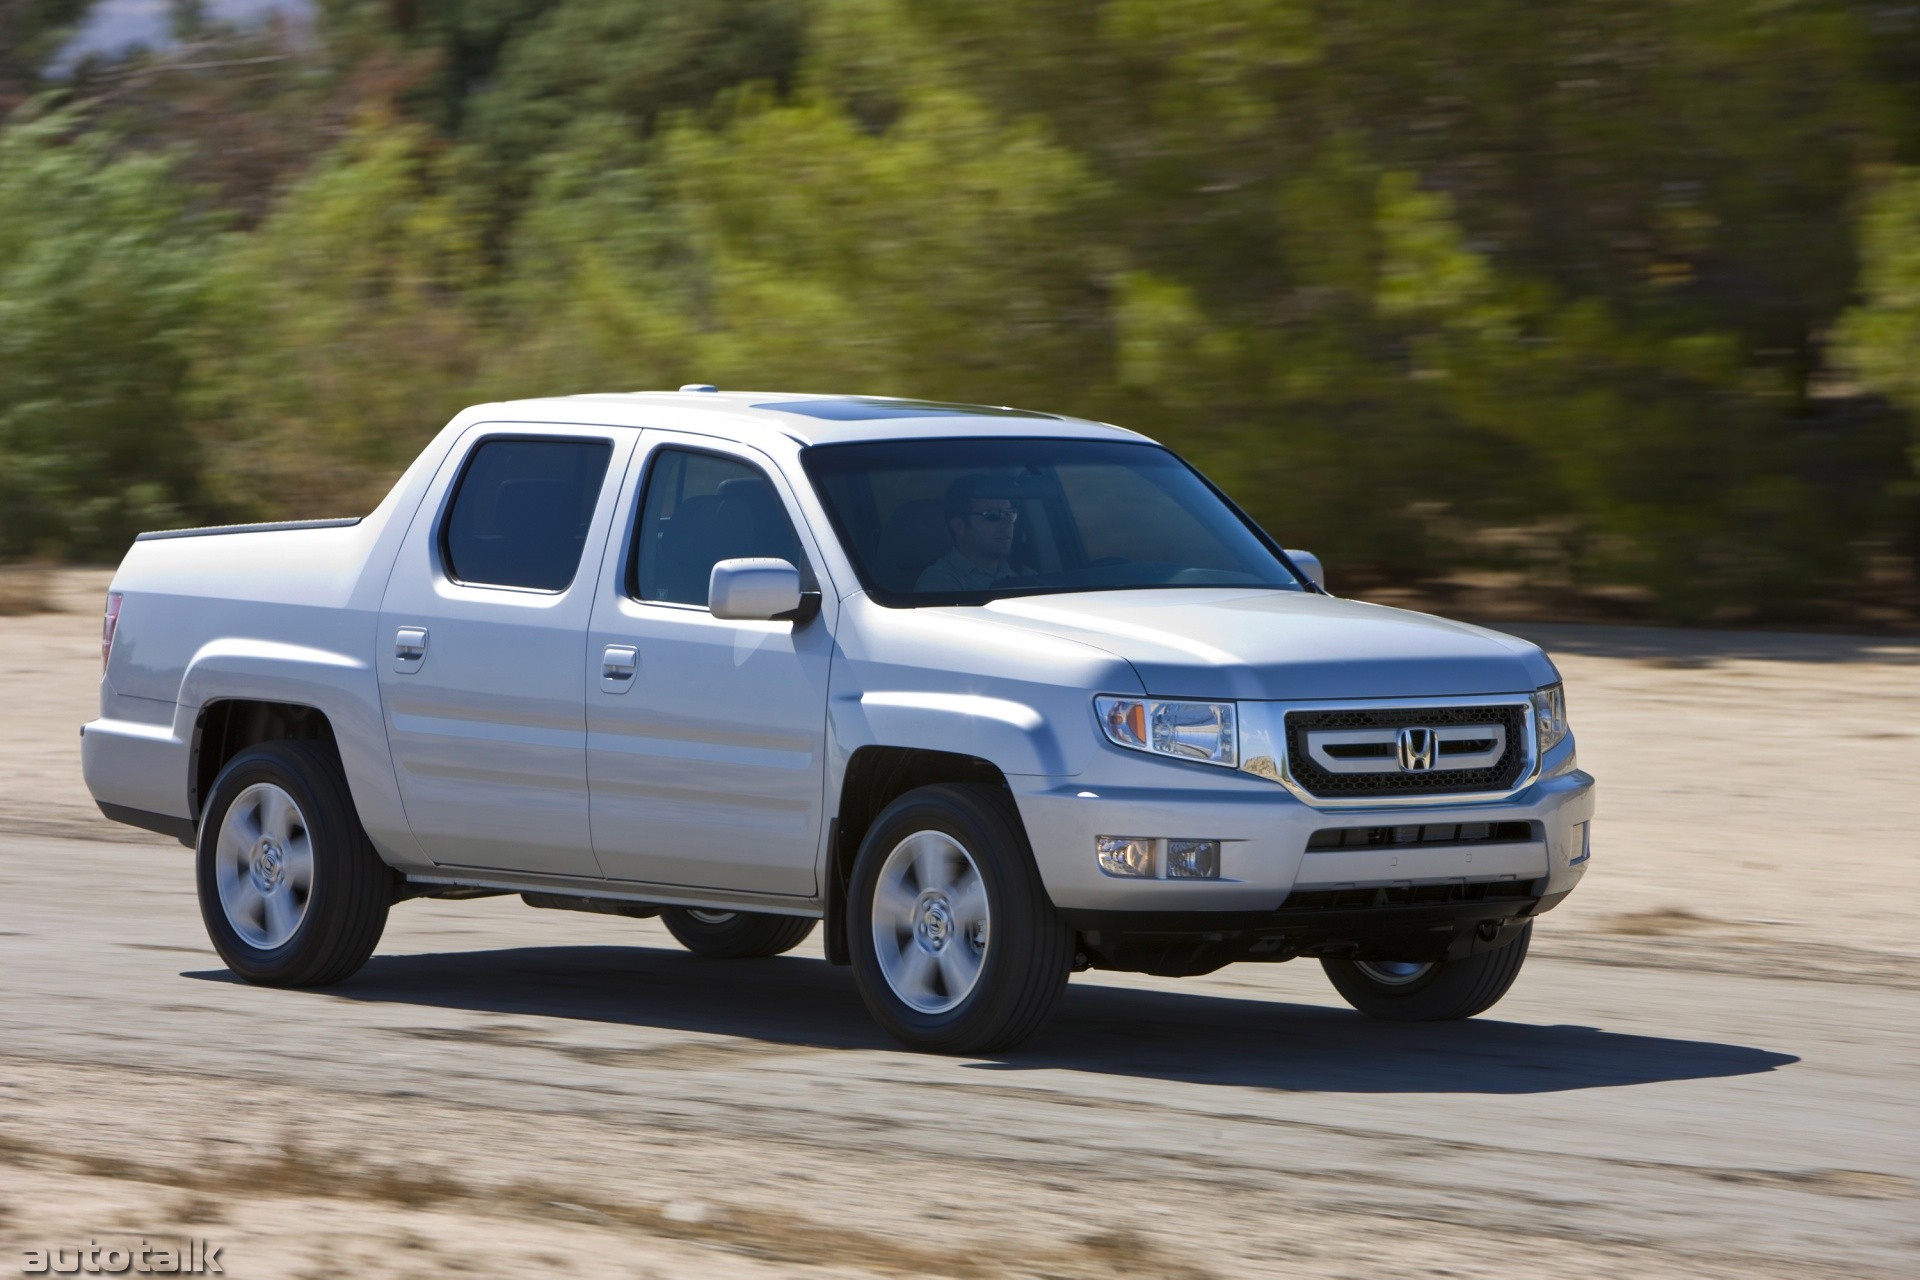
[1,570,1916,1278]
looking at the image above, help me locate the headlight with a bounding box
[1533,683,1570,755]
[1095,696,1238,768]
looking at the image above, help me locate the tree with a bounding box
[0,107,213,557]
[1839,168,1920,440]
[491,78,1110,412]
[0,0,94,115]
[190,114,485,516]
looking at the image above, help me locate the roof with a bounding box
[462,390,1151,449]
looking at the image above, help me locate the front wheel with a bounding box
[660,907,816,958]
[847,783,1072,1054]
[1319,922,1532,1021]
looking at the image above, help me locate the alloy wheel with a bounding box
[870,830,991,1014]
[214,782,314,950]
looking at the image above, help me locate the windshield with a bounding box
[801,437,1308,605]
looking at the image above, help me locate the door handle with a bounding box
[600,644,638,693]
[393,627,428,672]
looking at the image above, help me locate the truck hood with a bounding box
[968,589,1556,701]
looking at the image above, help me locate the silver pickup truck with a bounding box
[82,389,1593,1052]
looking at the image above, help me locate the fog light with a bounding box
[1096,836,1156,878]
[1166,839,1221,879]
[1570,821,1591,866]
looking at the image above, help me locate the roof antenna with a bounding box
[679,383,718,393]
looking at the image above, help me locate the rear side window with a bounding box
[632,449,808,606]
[442,438,613,591]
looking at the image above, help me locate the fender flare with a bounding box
[834,690,1074,778]
[176,639,413,863]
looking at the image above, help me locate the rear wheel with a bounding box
[847,783,1071,1053]
[196,740,390,986]
[1319,923,1532,1021]
[660,907,816,958]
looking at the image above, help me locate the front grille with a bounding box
[1285,704,1529,798]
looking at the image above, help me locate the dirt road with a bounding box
[1,574,1915,1278]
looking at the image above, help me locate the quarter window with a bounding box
[632,449,808,607]
[442,438,613,591]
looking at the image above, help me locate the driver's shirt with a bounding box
[915,548,1017,593]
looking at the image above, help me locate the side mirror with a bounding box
[709,558,813,621]
[1283,548,1326,591]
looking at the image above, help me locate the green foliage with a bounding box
[481,114,692,394]
[8,0,1920,619]
[891,0,1914,617]
[1838,169,1920,436]
[0,0,94,110]
[0,109,213,558]
[667,84,1108,402]
[1836,166,1920,566]
[490,76,1108,409]
[461,0,807,202]
[191,114,487,516]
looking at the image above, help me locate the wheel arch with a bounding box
[175,634,416,865]
[192,699,344,821]
[822,745,1017,965]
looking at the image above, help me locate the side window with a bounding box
[442,438,613,592]
[632,449,808,607]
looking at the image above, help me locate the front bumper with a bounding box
[1057,890,1560,976]
[1010,740,1593,916]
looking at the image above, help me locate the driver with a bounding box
[915,474,1023,592]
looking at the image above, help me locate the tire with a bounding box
[847,783,1072,1054]
[196,739,391,986]
[1319,922,1533,1021]
[660,907,816,958]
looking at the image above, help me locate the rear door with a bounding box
[585,433,834,895]
[379,424,635,877]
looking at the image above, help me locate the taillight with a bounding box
[102,592,123,675]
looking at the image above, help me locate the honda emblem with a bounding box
[1396,726,1438,772]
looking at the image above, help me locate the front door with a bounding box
[379,425,633,877]
[585,435,834,895]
